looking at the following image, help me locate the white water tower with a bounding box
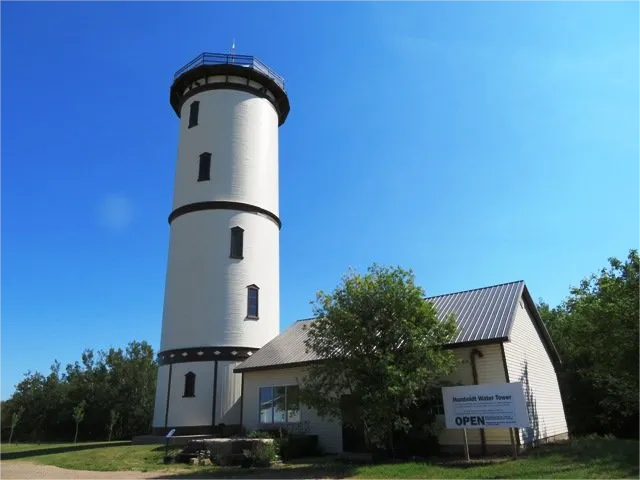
[152,52,290,435]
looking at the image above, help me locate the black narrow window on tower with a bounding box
[198,152,211,182]
[188,101,199,128]
[230,227,244,259]
[183,372,196,398]
[247,285,259,319]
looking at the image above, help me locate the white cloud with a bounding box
[98,194,134,232]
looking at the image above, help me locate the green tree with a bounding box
[8,406,25,444]
[5,341,157,442]
[72,400,87,443]
[301,264,458,454]
[538,249,639,437]
[107,409,120,442]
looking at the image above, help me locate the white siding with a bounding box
[242,367,343,454]
[151,362,215,428]
[175,90,279,214]
[217,361,243,424]
[503,296,569,445]
[437,344,512,447]
[160,210,279,351]
[152,365,170,428]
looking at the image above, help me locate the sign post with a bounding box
[442,382,530,460]
[462,428,470,462]
[164,428,176,463]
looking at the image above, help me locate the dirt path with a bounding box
[0,462,162,480]
[0,461,340,480]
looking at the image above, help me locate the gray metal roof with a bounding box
[429,280,525,346]
[235,319,321,372]
[235,280,550,373]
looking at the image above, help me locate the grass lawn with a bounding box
[0,441,189,473]
[1,436,638,478]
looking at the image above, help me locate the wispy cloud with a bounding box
[98,193,134,232]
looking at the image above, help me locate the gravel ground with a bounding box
[0,461,340,480]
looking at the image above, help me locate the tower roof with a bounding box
[170,52,290,125]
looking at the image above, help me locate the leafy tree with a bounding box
[73,400,87,444]
[301,264,458,454]
[8,406,25,444]
[107,409,120,442]
[4,341,158,442]
[538,249,639,437]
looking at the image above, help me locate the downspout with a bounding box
[164,364,173,435]
[239,372,245,428]
[211,360,219,432]
[470,348,487,456]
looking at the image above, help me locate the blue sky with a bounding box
[2,2,638,400]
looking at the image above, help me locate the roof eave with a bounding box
[234,359,321,374]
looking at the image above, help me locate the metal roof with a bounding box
[235,319,321,372]
[429,280,524,346]
[235,280,552,373]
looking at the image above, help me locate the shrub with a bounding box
[278,435,320,460]
[246,429,277,439]
[245,441,279,467]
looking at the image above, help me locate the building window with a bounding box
[259,385,301,424]
[247,285,259,318]
[198,152,211,182]
[183,372,196,398]
[230,227,244,259]
[188,101,199,128]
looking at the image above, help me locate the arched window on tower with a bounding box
[230,226,244,259]
[198,152,211,182]
[183,372,196,398]
[247,285,259,319]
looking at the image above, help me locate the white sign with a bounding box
[442,382,530,429]
[165,428,176,438]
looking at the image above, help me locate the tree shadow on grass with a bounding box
[523,437,639,478]
[433,437,639,478]
[0,441,131,460]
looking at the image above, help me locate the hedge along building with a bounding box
[152,52,290,436]
[234,280,570,455]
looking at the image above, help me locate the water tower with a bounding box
[152,52,290,435]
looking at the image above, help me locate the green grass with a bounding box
[1,436,637,478]
[354,436,639,479]
[0,441,189,473]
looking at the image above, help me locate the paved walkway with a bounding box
[0,461,340,480]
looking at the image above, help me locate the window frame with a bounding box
[247,284,259,319]
[188,101,199,128]
[230,226,244,259]
[198,152,211,182]
[258,384,301,426]
[183,371,196,398]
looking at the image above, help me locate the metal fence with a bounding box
[174,53,286,91]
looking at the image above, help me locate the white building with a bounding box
[152,52,568,454]
[152,52,290,436]
[235,280,570,455]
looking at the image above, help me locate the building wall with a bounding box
[175,90,279,215]
[241,367,343,454]
[152,361,216,430]
[503,296,569,445]
[217,360,243,424]
[436,344,513,448]
[160,209,280,351]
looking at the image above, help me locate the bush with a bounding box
[245,429,278,439]
[278,435,320,460]
[245,440,279,467]
[213,423,244,438]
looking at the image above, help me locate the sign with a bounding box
[165,428,176,438]
[442,382,530,429]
